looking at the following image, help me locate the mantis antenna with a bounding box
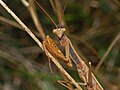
[34,0,58,30]
[34,0,68,30]
[59,0,68,27]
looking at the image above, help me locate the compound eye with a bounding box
[62,28,66,32]
[53,29,57,34]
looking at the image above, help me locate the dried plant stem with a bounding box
[0,0,43,50]
[28,0,46,40]
[54,0,65,26]
[0,0,82,89]
[0,16,22,29]
[54,0,63,23]
[49,0,66,26]
[112,0,120,7]
[0,16,42,39]
[95,32,120,72]
[22,0,46,40]
[49,0,56,14]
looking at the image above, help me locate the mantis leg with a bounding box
[58,80,87,89]
[43,41,53,73]
[87,62,93,89]
[79,62,93,87]
[78,82,87,86]
[65,42,72,67]
[58,80,74,90]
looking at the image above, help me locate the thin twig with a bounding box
[49,0,66,26]
[95,32,120,72]
[49,0,56,14]
[112,0,120,7]
[0,16,22,29]
[22,0,46,40]
[0,15,43,39]
[0,0,43,50]
[54,0,65,26]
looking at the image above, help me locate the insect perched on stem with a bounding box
[34,0,104,89]
[34,0,72,67]
[53,26,104,90]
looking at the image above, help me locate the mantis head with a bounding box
[53,28,66,39]
[34,0,68,39]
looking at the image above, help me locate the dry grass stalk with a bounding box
[0,16,22,29]
[95,32,120,72]
[0,16,43,39]
[0,0,43,50]
[22,0,46,40]
[49,0,66,27]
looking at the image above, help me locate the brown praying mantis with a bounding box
[53,28,104,90]
[34,0,73,68]
[34,0,104,90]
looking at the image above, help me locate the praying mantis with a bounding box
[34,0,72,68]
[34,0,104,90]
[53,28,103,90]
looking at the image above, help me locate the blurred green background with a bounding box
[0,0,120,90]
